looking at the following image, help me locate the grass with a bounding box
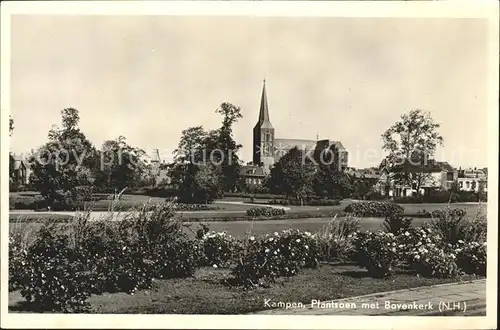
[8,264,482,314]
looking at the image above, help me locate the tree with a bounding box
[267,147,316,205]
[173,126,209,163]
[171,102,244,196]
[211,102,243,192]
[313,144,353,199]
[194,164,221,204]
[170,162,220,203]
[94,136,148,191]
[29,108,97,208]
[381,109,444,196]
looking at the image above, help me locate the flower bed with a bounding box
[9,205,487,312]
[269,199,340,206]
[246,207,286,217]
[344,201,404,217]
[232,229,319,288]
[172,203,220,211]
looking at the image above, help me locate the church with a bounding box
[241,80,349,187]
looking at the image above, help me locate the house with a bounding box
[457,167,488,192]
[378,159,457,197]
[9,154,31,185]
[240,164,267,187]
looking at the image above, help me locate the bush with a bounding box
[224,192,286,200]
[172,203,220,211]
[396,227,442,265]
[455,241,487,276]
[426,206,486,246]
[410,244,459,278]
[353,231,400,278]
[9,194,45,210]
[393,190,487,204]
[382,213,412,235]
[344,201,404,217]
[315,216,360,262]
[19,226,94,312]
[9,235,28,292]
[246,207,286,217]
[232,229,319,288]
[200,231,243,268]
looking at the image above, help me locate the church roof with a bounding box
[255,80,273,129]
[274,138,317,151]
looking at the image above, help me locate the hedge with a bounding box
[246,207,286,217]
[344,201,404,217]
[224,192,286,200]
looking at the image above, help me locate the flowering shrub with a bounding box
[354,231,400,278]
[246,207,286,217]
[411,244,459,278]
[19,227,94,312]
[454,240,487,276]
[8,235,28,292]
[344,201,404,217]
[396,227,442,265]
[200,231,242,268]
[232,229,318,288]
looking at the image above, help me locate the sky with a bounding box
[9,15,491,169]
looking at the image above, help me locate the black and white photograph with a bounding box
[1,1,498,329]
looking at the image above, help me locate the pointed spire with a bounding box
[257,79,273,129]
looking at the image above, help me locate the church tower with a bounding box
[253,80,275,172]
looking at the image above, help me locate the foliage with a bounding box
[232,229,319,288]
[353,231,400,278]
[19,226,94,312]
[344,201,404,217]
[171,163,221,204]
[410,244,459,278]
[268,198,340,206]
[382,213,413,235]
[313,162,353,200]
[199,231,243,268]
[315,216,360,262]
[12,202,203,311]
[396,227,442,265]
[93,136,148,191]
[455,241,487,276]
[381,109,444,195]
[426,206,486,246]
[223,192,285,200]
[267,147,316,202]
[246,207,286,217]
[172,203,220,211]
[194,164,222,203]
[29,108,98,209]
[172,103,243,193]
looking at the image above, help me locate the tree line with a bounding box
[10,105,452,207]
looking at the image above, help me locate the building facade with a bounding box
[252,80,348,174]
[457,168,488,192]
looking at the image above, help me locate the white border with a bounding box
[1,1,498,329]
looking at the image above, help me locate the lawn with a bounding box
[8,264,481,314]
